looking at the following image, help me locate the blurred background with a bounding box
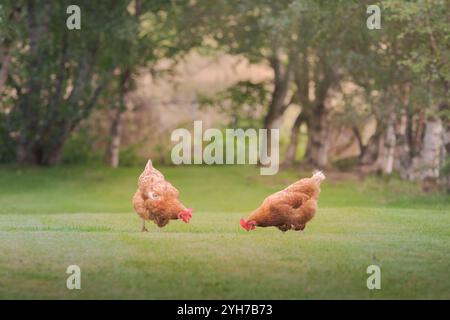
[0,0,449,190]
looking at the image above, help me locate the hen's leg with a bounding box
[292,223,305,231]
[290,199,317,231]
[133,191,150,232]
[277,224,291,232]
[141,219,148,232]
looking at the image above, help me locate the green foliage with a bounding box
[0,0,194,165]
[441,155,450,176]
[1,1,138,163]
[0,3,16,45]
[333,157,360,172]
[119,143,142,167]
[61,128,102,165]
[153,142,174,165]
[0,114,15,163]
[199,81,269,128]
[383,0,449,96]
[1,0,449,170]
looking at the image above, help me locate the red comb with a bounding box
[240,218,247,230]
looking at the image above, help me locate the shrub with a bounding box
[0,115,16,163]
[61,129,102,164]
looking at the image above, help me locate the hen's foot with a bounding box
[141,220,148,232]
[292,224,305,231]
[277,224,290,232]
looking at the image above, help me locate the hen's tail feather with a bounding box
[312,170,325,183]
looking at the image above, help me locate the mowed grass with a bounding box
[0,164,449,299]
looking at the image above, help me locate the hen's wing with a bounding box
[284,178,320,199]
[290,198,317,230]
[265,191,311,226]
[132,190,149,220]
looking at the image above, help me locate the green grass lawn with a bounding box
[0,164,449,299]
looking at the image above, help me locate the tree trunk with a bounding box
[359,132,379,166]
[45,150,62,165]
[105,3,142,167]
[106,109,125,168]
[352,126,372,163]
[442,119,450,192]
[15,129,68,165]
[15,144,60,165]
[260,52,292,162]
[16,140,33,165]
[264,53,292,129]
[379,119,396,175]
[305,103,329,167]
[420,117,443,180]
[106,70,130,167]
[0,50,11,92]
[358,128,384,175]
[407,111,425,160]
[283,111,305,167]
[263,105,285,131]
[394,111,411,178]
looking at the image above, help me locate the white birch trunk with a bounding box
[106,109,124,168]
[381,122,396,174]
[420,118,443,179]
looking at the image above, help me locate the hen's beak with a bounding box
[178,208,193,223]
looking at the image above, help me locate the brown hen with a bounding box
[240,171,325,232]
[132,160,192,231]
